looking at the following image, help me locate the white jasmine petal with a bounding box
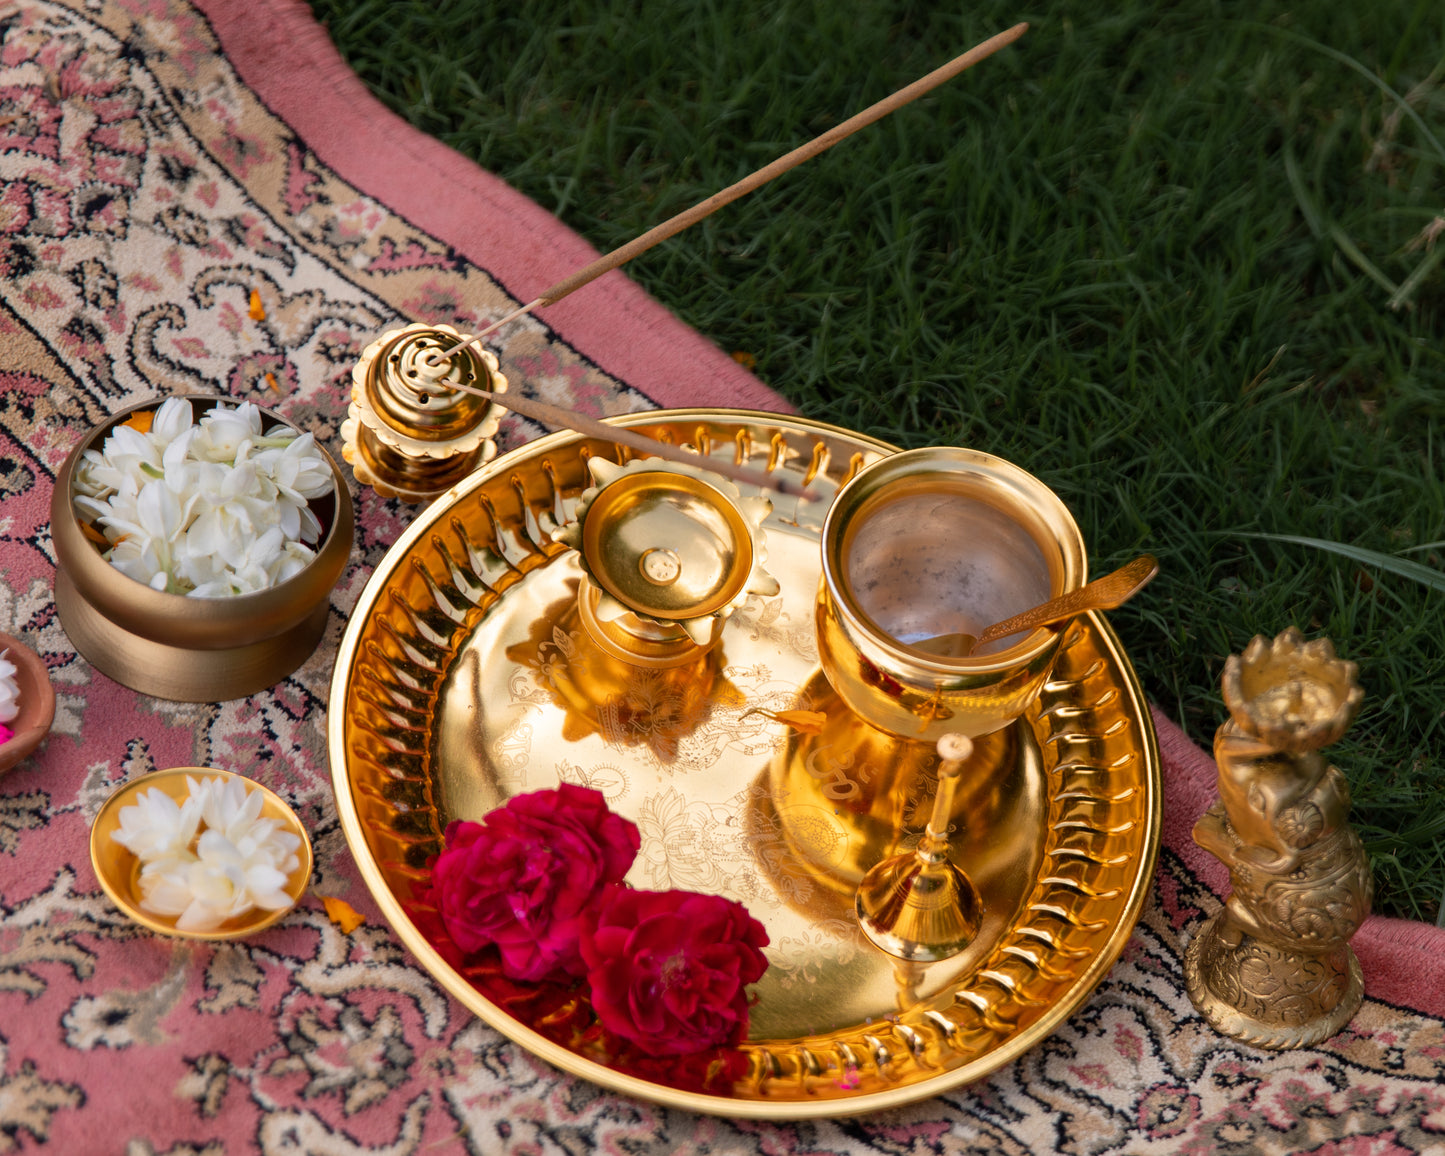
[112,787,201,860]
[0,650,19,725]
[271,541,316,586]
[273,499,301,543]
[73,493,111,521]
[161,428,197,485]
[136,480,182,541]
[108,536,166,587]
[106,424,158,465]
[77,401,327,598]
[149,396,193,442]
[236,403,264,435]
[187,578,237,598]
[138,860,198,917]
[243,864,291,909]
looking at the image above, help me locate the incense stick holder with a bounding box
[342,323,509,503]
[1185,627,1372,1049]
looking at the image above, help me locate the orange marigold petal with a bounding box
[248,288,266,321]
[121,410,154,433]
[320,895,365,934]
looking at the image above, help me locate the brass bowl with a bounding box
[51,395,354,702]
[0,632,55,773]
[816,446,1087,741]
[89,766,312,940]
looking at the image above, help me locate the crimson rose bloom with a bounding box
[431,784,640,983]
[581,885,770,1054]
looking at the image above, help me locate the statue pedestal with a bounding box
[1185,912,1363,1050]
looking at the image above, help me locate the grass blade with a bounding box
[1238,533,1445,592]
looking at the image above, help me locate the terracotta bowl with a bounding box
[51,395,354,702]
[0,632,55,773]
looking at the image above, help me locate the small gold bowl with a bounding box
[816,446,1087,741]
[51,395,354,702]
[89,766,312,940]
[0,632,55,774]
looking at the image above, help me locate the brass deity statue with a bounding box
[1184,627,1372,1049]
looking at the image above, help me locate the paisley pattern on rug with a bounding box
[1,0,1444,1152]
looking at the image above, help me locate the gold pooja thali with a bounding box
[328,409,1161,1118]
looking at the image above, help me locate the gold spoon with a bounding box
[911,554,1159,658]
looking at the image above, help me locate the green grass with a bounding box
[304,0,1445,921]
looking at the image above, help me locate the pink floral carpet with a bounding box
[1,0,1444,1152]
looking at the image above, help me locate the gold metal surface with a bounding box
[765,675,1027,894]
[327,410,1160,1118]
[89,766,313,940]
[342,322,509,503]
[855,733,985,961]
[555,456,779,660]
[1185,627,1372,1049]
[51,396,354,703]
[918,553,1160,657]
[816,447,1088,743]
[0,632,55,773]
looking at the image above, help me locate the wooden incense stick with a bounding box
[437,22,1028,357]
[440,377,818,498]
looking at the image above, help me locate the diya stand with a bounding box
[1185,627,1372,1049]
[554,456,779,667]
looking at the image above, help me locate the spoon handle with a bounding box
[974,554,1159,648]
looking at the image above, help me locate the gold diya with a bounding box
[554,456,779,665]
[90,766,312,940]
[327,409,1160,1118]
[51,395,354,703]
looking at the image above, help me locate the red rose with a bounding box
[581,885,770,1055]
[431,784,640,983]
